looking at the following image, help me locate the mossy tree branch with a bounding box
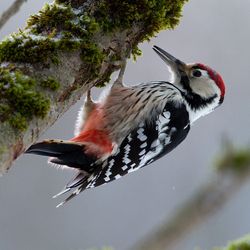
[0,0,187,173]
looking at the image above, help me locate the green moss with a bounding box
[0,0,187,64]
[131,46,143,61]
[0,2,105,76]
[0,103,11,121]
[27,4,100,38]
[216,146,250,173]
[94,0,187,57]
[226,243,250,250]
[95,73,111,88]
[86,0,187,57]
[0,69,50,131]
[9,113,28,131]
[27,3,75,33]
[0,36,58,64]
[80,43,105,76]
[40,76,60,91]
[214,235,250,250]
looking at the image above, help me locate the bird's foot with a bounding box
[112,58,127,87]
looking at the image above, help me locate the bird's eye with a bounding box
[192,70,202,77]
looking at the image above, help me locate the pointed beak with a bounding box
[153,45,187,78]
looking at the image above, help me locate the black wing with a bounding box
[85,101,190,189]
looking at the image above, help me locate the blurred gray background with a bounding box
[0,0,250,249]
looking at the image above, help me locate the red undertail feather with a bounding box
[71,105,113,158]
[71,129,113,157]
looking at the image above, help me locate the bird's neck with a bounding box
[183,93,219,124]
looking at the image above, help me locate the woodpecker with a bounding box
[26,46,226,206]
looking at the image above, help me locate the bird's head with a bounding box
[153,45,225,122]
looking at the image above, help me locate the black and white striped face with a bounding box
[153,46,225,101]
[180,63,225,123]
[153,46,226,123]
[188,66,221,99]
[187,64,225,103]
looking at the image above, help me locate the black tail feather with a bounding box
[49,150,94,169]
[26,139,97,172]
[26,139,94,206]
[53,173,88,207]
[66,172,88,188]
[25,140,83,156]
[56,186,85,208]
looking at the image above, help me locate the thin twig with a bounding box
[0,0,27,31]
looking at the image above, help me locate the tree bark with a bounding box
[0,0,187,173]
